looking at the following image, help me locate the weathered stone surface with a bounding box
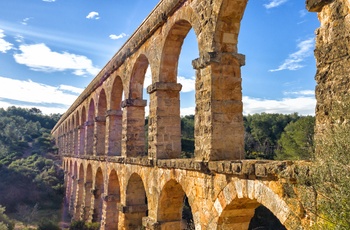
[53,0,350,229]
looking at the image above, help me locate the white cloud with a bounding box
[0,29,13,53]
[109,33,127,40]
[264,0,288,9]
[269,38,314,72]
[181,107,195,116]
[143,67,195,93]
[284,90,315,96]
[59,85,84,94]
[43,0,56,2]
[0,76,80,114]
[178,76,195,92]
[243,96,316,115]
[13,43,100,76]
[21,17,32,26]
[86,12,100,20]
[299,9,307,18]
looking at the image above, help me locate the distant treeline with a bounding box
[180,113,315,160]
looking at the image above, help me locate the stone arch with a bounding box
[84,164,93,220]
[69,161,78,214]
[92,167,104,222]
[107,75,124,156]
[105,169,121,230]
[96,89,107,156]
[74,163,85,220]
[66,160,73,203]
[124,173,148,229]
[148,19,199,159]
[86,99,95,155]
[214,0,248,53]
[129,54,149,99]
[122,54,149,157]
[80,106,87,155]
[74,111,80,155]
[159,19,197,82]
[213,179,296,229]
[157,179,192,229]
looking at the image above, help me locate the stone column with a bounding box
[74,128,79,156]
[106,110,123,156]
[307,0,350,148]
[69,130,74,155]
[79,125,85,156]
[83,181,93,221]
[147,82,182,160]
[85,121,94,155]
[74,178,84,220]
[74,127,80,156]
[69,175,78,215]
[192,52,245,161]
[94,116,106,156]
[121,99,147,158]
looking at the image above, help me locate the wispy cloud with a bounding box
[109,33,127,40]
[269,38,314,72]
[42,0,56,2]
[299,9,307,18]
[264,0,288,9]
[21,17,32,26]
[0,76,81,114]
[243,95,315,115]
[0,29,13,53]
[13,43,100,76]
[86,12,100,20]
[283,90,315,96]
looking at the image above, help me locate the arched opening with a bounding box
[86,100,95,155]
[217,198,286,230]
[69,162,78,215]
[66,160,73,204]
[157,179,193,229]
[125,173,148,229]
[96,89,107,156]
[69,118,74,155]
[123,54,149,157]
[83,164,93,220]
[105,170,120,230]
[237,1,318,159]
[178,27,198,158]
[74,163,85,220]
[107,75,124,156]
[150,19,199,159]
[74,112,80,156]
[92,167,104,223]
[80,107,86,155]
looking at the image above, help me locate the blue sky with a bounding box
[0,0,319,115]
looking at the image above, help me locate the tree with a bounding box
[276,116,315,160]
[244,113,299,159]
[309,123,350,229]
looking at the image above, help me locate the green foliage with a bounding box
[69,221,100,230]
[244,113,300,159]
[276,116,315,160]
[0,205,14,230]
[0,106,62,226]
[310,124,350,229]
[37,219,60,230]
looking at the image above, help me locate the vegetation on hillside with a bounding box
[0,107,62,228]
[181,113,315,160]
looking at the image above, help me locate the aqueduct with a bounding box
[51,0,349,229]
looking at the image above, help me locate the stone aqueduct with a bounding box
[51,0,347,229]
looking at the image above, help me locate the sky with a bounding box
[0,0,320,116]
